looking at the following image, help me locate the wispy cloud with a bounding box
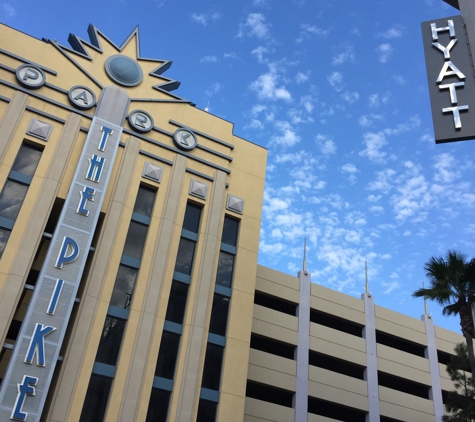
[200,55,217,63]
[295,71,310,84]
[379,25,404,39]
[271,121,300,147]
[1,3,15,19]
[332,45,355,65]
[190,11,221,26]
[250,69,292,101]
[297,23,329,42]
[376,43,393,63]
[327,71,343,92]
[238,13,271,39]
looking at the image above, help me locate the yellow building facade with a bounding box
[0,22,466,422]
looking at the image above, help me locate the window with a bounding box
[122,221,148,260]
[310,309,363,337]
[376,331,426,357]
[109,265,138,309]
[79,375,112,422]
[196,400,217,422]
[201,344,224,391]
[174,238,196,275]
[95,316,126,366]
[308,396,366,421]
[146,389,171,422]
[221,217,239,246]
[155,331,181,379]
[215,252,234,288]
[165,281,189,324]
[209,295,230,337]
[183,202,201,233]
[0,143,42,258]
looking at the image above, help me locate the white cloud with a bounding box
[376,43,393,63]
[245,119,264,129]
[250,71,292,101]
[224,52,239,60]
[341,91,359,104]
[238,13,270,39]
[367,168,396,192]
[205,82,221,96]
[190,12,221,26]
[359,132,388,163]
[200,55,217,63]
[297,23,329,42]
[272,121,300,147]
[251,46,269,63]
[327,71,343,92]
[368,92,390,108]
[296,71,310,84]
[316,134,336,155]
[1,3,15,18]
[380,26,404,39]
[433,153,460,184]
[358,113,384,127]
[332,45,355,65]
[341,163,358,183]
[393,75,406,85]
[275,151,306,164]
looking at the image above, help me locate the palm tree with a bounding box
[413,250,475,376]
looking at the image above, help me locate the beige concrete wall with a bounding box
[244,398,294,422]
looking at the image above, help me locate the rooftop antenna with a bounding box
[204,101,210,112]
[303,238,308,275]
[423,281,429,315]
[365,260,369,295]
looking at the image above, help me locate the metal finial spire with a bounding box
[303,238,307,273]
[365,260,369,295]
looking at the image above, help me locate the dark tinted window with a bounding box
[182,203,202,233]
[165,281,189,324]
[250,334,295,360]
[95,316,126,366]
[209,294,230,337]
[308,396,366,422]
[155,331,181,379]
[146,389,171,422]
[133,186,155,217]
[122,221,148,261]
[0,180,28,220]
[109,266,138,309]
[246,381,293,408]
[254,291,297,316]
[201,344,224,391]
[221,216,239,246]
[11,143,42,177]
[0,228,11,258]
[311,309,363,337]
[215,252,234,288]
[196,400,217,422]
[174,238,195,275]
[79,374,112,422]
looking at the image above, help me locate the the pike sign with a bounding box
[421,15,475,143]
[0,108,122,421]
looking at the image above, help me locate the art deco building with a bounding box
[0,19,466,422]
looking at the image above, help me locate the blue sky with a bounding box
[2,0,472,333]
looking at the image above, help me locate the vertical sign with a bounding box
[421,15,475,143]
[0,113,122,421]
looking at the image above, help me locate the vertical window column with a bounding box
[146,203,202,422]
[0,143,43,258]
[80,185,156,422]
[196,216,239,422]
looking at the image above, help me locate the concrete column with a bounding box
[175,170,227,422]
[422,314,444,422]
[0,91,28,162]
[117,154,187,422]
[0,112,82,346]
[361,293,380,422]
[294,270,310,422]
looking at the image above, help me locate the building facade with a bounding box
[0,16,466,422]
